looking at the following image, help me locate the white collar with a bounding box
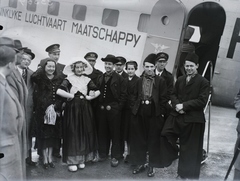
[156,69,163,76]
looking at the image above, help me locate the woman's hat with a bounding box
[63,57,93,75]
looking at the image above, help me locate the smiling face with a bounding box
[184,60,198,76]
[45,61,56,76]
[74,62,85,76]
[19,53,32,69]
[104,61,114,73]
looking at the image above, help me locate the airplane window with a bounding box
[47,1,60,16]
[102,9,119,27]
[72,5,87,21]
[9,0,17,8]
[189,25,201,43]
[138,14,150,33]
[162,16,169,25]
[27,0,37,12]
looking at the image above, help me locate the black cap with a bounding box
[185,52,199,64]
[84,52,98,60]
[101,54,119,64]
[45,44,60,53]
[155,52,169,61]
[116,56,126,65]
[143,53,157,65]
[23,48,35,60]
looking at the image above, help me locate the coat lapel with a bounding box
[110,72,118,86]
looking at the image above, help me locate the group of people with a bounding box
[0,35,210,180]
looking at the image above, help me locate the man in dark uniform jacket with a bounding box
[96,54,127,167]
[115,56,128,79]
[155,52,174,120]
[84,52,103,162]
[115,56,128,158]
[38,44,66,158]
[130,53,167,177]
[39,44,65,78]
[84,52,103,85]
[161,52,209,179]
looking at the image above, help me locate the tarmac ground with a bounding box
[26,105,238,181]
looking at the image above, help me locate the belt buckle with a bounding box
[145,100,150,105]
[106,105,111,110]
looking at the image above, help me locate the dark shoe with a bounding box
[132,165,145,174]
[53,153,62,158]
[43,163,49,169]
[124,155,130,163]
[176,175,187,180]
[111,158,119,167]
[147,167,155,177]
[26,158,37,166]
[48,162,55,168]
[98,157,107,162]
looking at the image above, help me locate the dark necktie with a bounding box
[22,68,27,85]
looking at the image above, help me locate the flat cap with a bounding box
[116,56,126,65]
[84,52,98,60]
[45,44,60,53]
[155,52,169,61]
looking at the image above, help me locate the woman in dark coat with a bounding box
[31,58,63,169]
[57,57,100,172]
[123,61,139,162]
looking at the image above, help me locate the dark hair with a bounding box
[71,61,87,73]
[125,61,138,70]
[0,46,16,66]
[42,58,57,75]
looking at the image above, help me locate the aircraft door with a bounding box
[142,0,186,73]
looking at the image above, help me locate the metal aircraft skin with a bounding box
[0,0,239,107]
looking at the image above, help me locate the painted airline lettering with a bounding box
[71,22,141,48]
[227,18,240,59]
[25,12,67,30]
[0,7,141,48]
[0,8,22,21]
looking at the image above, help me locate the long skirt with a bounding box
[62,97,98,164]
